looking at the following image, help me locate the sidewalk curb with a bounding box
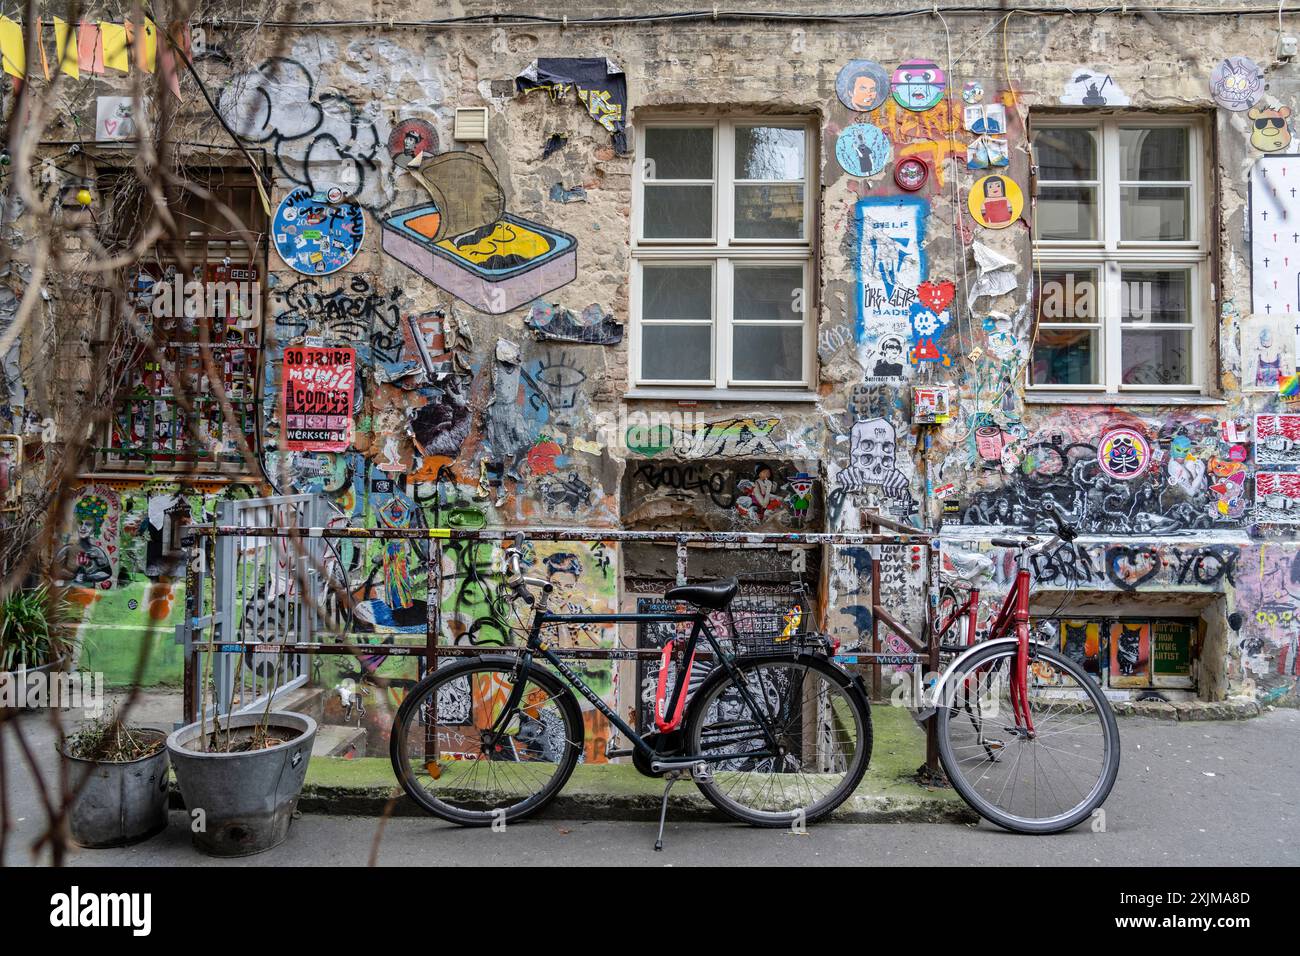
[1114,699,1261,721]
[169,783,978,824]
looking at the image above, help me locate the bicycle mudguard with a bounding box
[927,636,1023,705]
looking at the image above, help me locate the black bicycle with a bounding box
[390,534,873,848]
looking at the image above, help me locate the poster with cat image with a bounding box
[1059,619,1102,675]
[1108,621,1151,688]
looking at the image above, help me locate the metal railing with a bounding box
[177,496,941,764]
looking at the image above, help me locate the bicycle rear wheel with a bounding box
[935,641,1120,834]
[390,658,584,826]
[684,655,872,827]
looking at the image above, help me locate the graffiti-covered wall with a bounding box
[9,1,1300,719]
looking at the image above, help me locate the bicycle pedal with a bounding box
[690,762,712,784]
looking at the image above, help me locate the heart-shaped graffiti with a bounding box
[1105,545,1162,591]
[916,279,955,314]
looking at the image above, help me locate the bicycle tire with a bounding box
[684,654,873,827]
[935,641,1120,834]
[390,656,584,826]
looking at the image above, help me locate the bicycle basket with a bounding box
[720,576,829,658]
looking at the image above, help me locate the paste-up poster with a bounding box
[1108,621,1150,688]
[1255,471,1300,523]
[516,57,628,153]
[282,346,356,451]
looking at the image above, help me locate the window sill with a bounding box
[624,387,820,403]
[1024,391,1225,407]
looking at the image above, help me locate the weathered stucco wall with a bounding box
[9,2,1300,724]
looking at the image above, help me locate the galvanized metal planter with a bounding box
[166,711,316,857]
[61,729,170,848]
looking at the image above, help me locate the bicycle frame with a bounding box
[483,603,787,765]
[932,553,1037,736]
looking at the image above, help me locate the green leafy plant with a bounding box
[0,585,70,672]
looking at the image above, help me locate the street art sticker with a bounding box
[866,334,907,382]
[388,118,440,169]
[853,196,928,353]
[0,434,19,511]
[1256,414,1300,466]
[1097,426,1152,481]
[967,174,1023,229]
[1248,105,1292,152]
[835,123,893,177]
[57,487,121,588]
[1249,157,1300,317]
[1209,56,1265,112]
[516,57,629,152]
[908,279,955,366]
[1241,316,1298,390]
[282,346,356,451]
[1059,69,1130,106]
[94,95,135,141]
[836,60,891,112]
[272,188,365,276]
[891,59,945,112]
[1256,472,1300,522]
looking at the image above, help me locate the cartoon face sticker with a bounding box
[962,81,984,104]
[967,174,1024,229]
[836,60,891,112]
[894,156,929,191]
[1248,105,1292,152]
[1098,427,1152,481]
[891,59,946,112]
[1210,56,1265,112]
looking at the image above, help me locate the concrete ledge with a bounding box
[1112,699,1261,721]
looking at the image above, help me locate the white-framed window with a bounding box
[1030,116,1210,393]
[630,117,816,395]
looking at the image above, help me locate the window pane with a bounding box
[643,184,714,238]
[1121,127,1189,181]
[735,184,805,239]
[1122,329,1193,385]
[644,127,713,180]
[1034,127,1097,180]
[733,324,804,382]
[1122,269,1191,324]
[734,264,804,321]
[642,264,712,321]
[734,126,805,180]
[1032,329,1099,385]
[643,325,712,380]
[1121,186,1189,241]
[1038,268,1099,325]
[1036,186,1098,240]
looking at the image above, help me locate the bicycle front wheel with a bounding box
[684,655,872,827]
[390,658,584,826]
[935,641,1120,834]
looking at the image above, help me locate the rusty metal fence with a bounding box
[176,497,941,761]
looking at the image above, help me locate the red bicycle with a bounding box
[928,503,1120,833]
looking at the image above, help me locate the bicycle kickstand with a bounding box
[653,763,711,852]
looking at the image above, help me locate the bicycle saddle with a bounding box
[664,577,739,610]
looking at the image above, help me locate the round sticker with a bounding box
[967,174,1024,229]
[894,156,929,191]
[1209,56,1265,112]
[389,118,440,168]
[836,60,891,112]
[272,187,365,276]
[835,124,893,177]
[891,59,946,112]
[1098,427,1152,481]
